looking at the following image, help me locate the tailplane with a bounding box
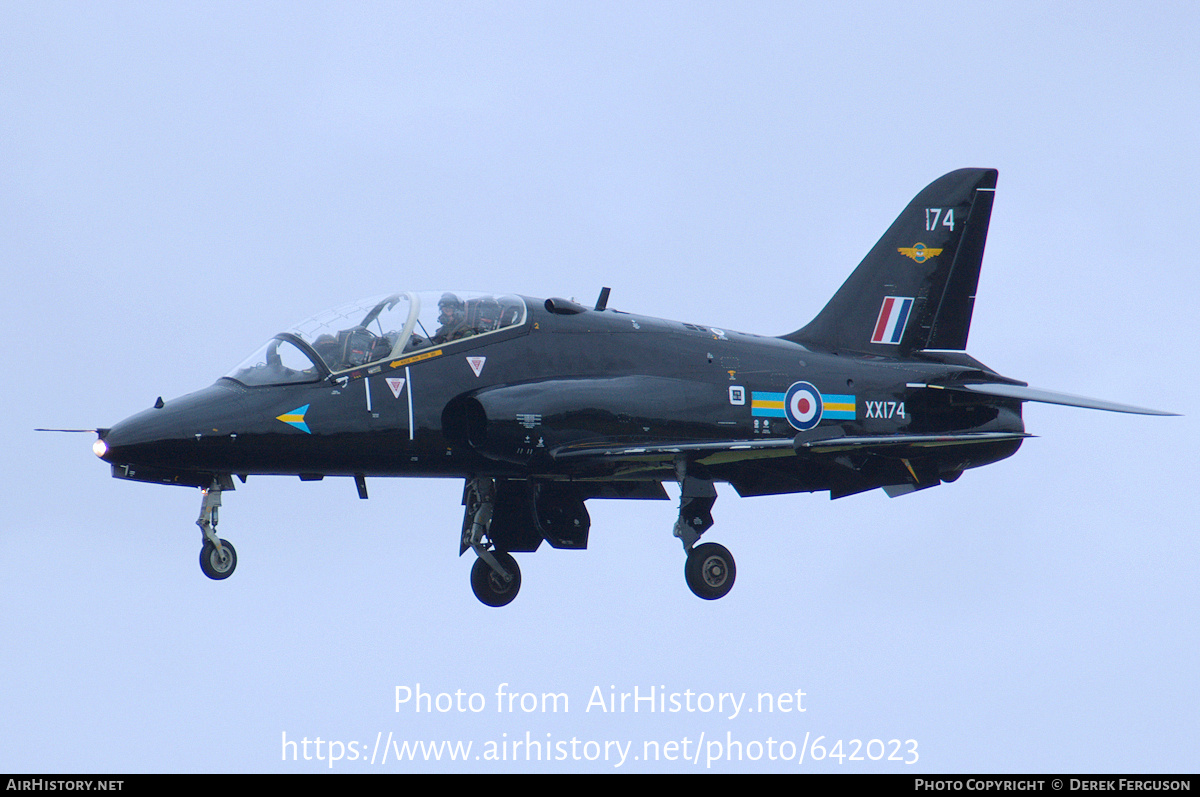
[785,168,998,355]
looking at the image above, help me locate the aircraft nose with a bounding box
[99,382,251,470]
[99,404,188,466]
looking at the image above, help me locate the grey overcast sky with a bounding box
[2,1,1197,773]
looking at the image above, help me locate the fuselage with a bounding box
[99,294,1025,498]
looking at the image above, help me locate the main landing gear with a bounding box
[457,471,736,606]
[197,480,237,580]
[461,478,522,607]
[674,471,736,601]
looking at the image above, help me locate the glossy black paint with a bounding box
[95,168,1173,596]
[91,166,1180,604]
[100,294,1025,492]
[100,169,1029,502]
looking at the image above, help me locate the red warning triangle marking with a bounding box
[385,377,406,398]
[467,357,486,377]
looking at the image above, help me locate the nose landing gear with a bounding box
[197,480,237,580]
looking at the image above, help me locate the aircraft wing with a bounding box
[549,430,1030,467]
[793,430,1031,452]
[907,382,1179,416]
[549,437,797,467]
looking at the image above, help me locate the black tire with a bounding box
[200,539,237,580]
[685,542,735,600]
[470,551,521,607]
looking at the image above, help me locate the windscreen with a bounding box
[224,292,526,386]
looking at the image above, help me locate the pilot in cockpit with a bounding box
[312,329,395,371]
[433,292,467,343]
[311,334,340,370]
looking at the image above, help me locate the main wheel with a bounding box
[470,551,521,607]
[685,542,735,600]
[200,539,237,580]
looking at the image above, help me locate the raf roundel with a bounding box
[784,381,823,431]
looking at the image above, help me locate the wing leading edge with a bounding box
[549,430,1031,466]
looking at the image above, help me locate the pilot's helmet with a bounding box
[312,334,339,366]
[438,293,464,321]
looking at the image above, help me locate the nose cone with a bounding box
[101,404,187,465]
[101,382,250,481]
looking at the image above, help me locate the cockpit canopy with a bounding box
[226,291,527,386]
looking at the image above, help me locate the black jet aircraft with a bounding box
[80,169,1175,606]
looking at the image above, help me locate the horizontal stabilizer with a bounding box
[908,382,1179,416]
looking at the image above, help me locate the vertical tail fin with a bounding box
[784,168,998,355]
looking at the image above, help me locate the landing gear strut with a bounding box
[197,480,237,580]
[461,477,522,607]
[673,466,735,600]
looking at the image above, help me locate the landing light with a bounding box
[93,438,108,459]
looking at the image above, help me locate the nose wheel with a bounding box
[200,538,238,580]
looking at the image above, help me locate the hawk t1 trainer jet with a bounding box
[79,169,1176,606]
